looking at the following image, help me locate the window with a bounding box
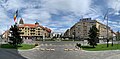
[78,27,80,30]
[38,28,40,30]
[19,30,22,31]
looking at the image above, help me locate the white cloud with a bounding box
[0,0,98,34]
[1,0,114,34]
[107,0,120,15]
[51,27,67,33]
[108,0,120,11]
[41,0,92,16]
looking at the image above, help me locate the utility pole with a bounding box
[104,9,109,47]
[107,15,109,47]
[117,21,119,49]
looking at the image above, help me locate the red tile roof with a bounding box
[18,24,51,33]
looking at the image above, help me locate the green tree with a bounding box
[9,23,23,47]
[88,25,99,48]
[116,31,120,41]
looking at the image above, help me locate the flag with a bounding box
[14,10,18,22]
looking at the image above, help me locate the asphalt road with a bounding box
[19,41,120,59]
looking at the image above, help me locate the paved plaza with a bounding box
[18,41,120,59]
[0,41,120,59]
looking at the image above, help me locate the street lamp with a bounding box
[104,8,113,47]
[117,21,120,49]
[104,9,109,47]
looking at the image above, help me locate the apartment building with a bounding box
[64,18,113,40]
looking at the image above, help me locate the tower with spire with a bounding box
[19,18,24,24]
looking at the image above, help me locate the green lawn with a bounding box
[18,44,35,50]
[81,44,120,51]
[0,44,35,50]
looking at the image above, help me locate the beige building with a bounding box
[64,29,70,37]
[2,30,10,41]
[18,18,51,40]
[64,18,113,40]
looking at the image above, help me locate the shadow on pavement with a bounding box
[0,46,27,59]
[81,46,94,48]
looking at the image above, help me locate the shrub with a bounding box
[35,43,38,46]
[76,43,81,48]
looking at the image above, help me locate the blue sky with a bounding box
[0,0,120,34]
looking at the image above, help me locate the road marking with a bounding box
[64,48,69,51]
[64,48,79,51]
[46,48,51,51]
[74,49,79,51]
[40,48,45,51]
[68,49,73,51]
[50,49,55,51]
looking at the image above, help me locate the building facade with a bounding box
[1,30,9,41]
[64,18,113,40]
[18,18,51,40]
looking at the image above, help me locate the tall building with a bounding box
[64,18,113,40]
[18,18,51,40]
[64,29,70,37]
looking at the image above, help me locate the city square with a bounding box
[1,0,120,59]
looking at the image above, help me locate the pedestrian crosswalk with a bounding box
[34,48,79,51]
[64,48,79,51]
[33,43,80,51]
[40,44,76,46]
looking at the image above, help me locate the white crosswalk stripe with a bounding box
[64,48,69,51]
[40,44,75,46]
[74,48,79,51]
[50,49,55,51]
[46,48,51,51]
[40,48,45,51]
[35,47,79,51]
[64,48,79,51]
[68,49,73,51]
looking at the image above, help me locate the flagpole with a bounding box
[16,9,18,24]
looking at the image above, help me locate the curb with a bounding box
[18,45,40,51]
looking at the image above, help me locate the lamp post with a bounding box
[117,21,119,49]
[104,9,111,47]
[104,10,109,47]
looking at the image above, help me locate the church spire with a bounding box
[19,18,24,24]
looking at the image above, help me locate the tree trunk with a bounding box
[93,45,95,48]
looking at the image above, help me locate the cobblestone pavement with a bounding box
[19,41,120,59]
